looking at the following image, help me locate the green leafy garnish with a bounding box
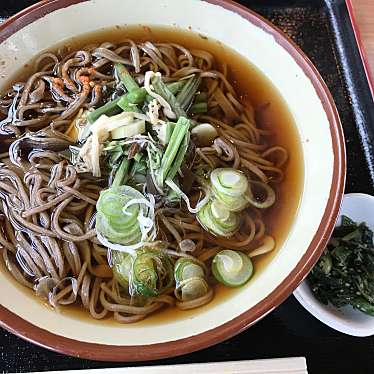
[308,215,374,316]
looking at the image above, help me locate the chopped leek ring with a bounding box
[132,251,174,297]
[174,258,209,301]
[95,186,156,253]
[212,187,249,212]
[174,259,205,284]
[212,250,253,287]
[112,252,132,288]
[197,201,240,237]
[210,168,248,197]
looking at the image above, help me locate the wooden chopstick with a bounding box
[33,357,307,374]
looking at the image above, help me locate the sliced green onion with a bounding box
[157,117,190,187]
[98,192,132,218]
[177,278,209,301]
[87,97,122,124]
[115,63,139,92]
[96,186,156,252]
[126,88,147,104]
[210,199,230,221]
[112,252,132,288]
[190,102,207,114]
[176,74,202,110]
[213,189,249,212]
[211,168,248,197]
[131,250,174,297]
[197,201,240,236]
[117,96,141,113]
[111,158,130,188]
[195,92,208,103]
[96,213,141,245]
[174,258,209,301]
[151,75,186,119]
[174,259,205,284]
[145,80,186,105]
[166,129,190,181]
[212,250,253,287]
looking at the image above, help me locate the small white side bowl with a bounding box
[294,193,374,337]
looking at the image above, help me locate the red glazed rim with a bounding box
[0,0,346,362]
[345,0,374,99]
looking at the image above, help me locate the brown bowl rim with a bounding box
[0,0,346,362]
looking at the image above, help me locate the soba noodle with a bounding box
[0,36,287,323]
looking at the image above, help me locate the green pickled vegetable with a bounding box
[212,250,253,287]
[352,298,374,316]
[308,215,374,316]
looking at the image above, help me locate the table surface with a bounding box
[352,0,374,77]
[0,1,374,373]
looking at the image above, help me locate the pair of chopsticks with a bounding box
[33,357,307,374]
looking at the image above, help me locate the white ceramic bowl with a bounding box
[294,193,374,337]
[0,0,345,361]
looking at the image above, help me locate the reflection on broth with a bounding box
[0,26,303,324]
